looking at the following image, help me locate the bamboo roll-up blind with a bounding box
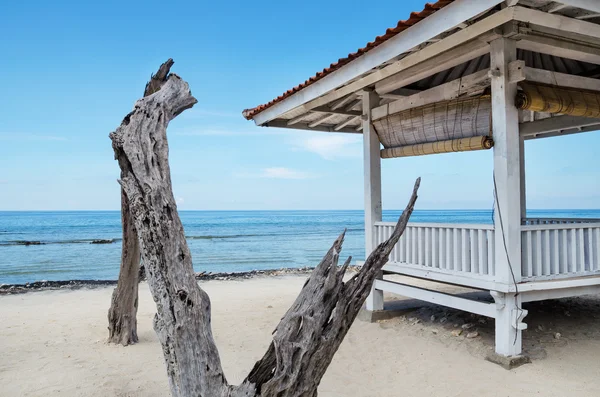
[373,96,492,149]
[516,82,600,118]
[381,136,493,159]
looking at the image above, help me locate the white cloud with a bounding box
[234,167,315,180]
[292,134,362,160]
[176,197,185,205]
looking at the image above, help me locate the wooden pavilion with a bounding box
[243,0,600,358]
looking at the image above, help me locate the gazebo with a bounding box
[243,0,600,359]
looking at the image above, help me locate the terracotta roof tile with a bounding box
[243,0,455,120]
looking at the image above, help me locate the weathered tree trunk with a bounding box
[107,188,140,345]
[109,59,420,396]
[107,60,175,345]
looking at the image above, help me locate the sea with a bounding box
[1,209,599,285]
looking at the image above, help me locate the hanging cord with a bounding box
[492,171,525,346]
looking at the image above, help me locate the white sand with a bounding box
[1,276,600,396]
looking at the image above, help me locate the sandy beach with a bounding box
[1,275,600,397]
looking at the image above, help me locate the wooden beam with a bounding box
[547,4,567,13]
[330,94,357,110]
[558,0,600,13]
[576,13,600,20]
[375,39,491,95]
[308,113,337,128]
[251,2,510,125]
[508,61,600,92]
[312,106,361,117]
[266,119,360,134]
[372,68,490,120]
[515,35,600,66]
[374,279,498,318]
[287,113,310,126]
[520,115,600,137]
[523,123,600,139]
[513,6,600,41]
[334,115,361,131]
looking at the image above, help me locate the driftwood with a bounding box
[107,60,174,346]
[109,59,420,396]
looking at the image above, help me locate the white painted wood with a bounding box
[578,228,585,272]
[462,228,469,272]
[382,262,500,290]
[519,135,526,221]
[493,291,525,356]
[334,115,361,131]
[375,40,491,95]
[491,38,522,285]
[251,0,507,126]
[521,284,600,303]
[364,91,383,312]
[375,221,494,230]
[372,69,490,120]
[308,113,337,128]
[520,116,600,138]
[491,37,523,357]
[330,94,357,110]
[374,279,497,318]
[577,13,600,20]
[513,6,600,39]
[547,3,567,13]
[509,62,600,93]
[287,113,310,126]
[558,0,600,13]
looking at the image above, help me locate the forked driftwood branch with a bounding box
[109,59,419,396]
[108,59,177,346]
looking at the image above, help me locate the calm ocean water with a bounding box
[1,209,599,285]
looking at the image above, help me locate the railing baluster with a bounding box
[469,229,477,274]
[460,229,467,272]
[535,230,543,277]
[446,228,452,271]
[478,229,485,275]
[432,228,438,269]
[454,228,461,272]
[417,227,423,266]
[405,226,410,263]
[544,230,551,276]
[553,230,560,275]
[570,229,577,273]
[488,230,495,276]
[595,228,600,271]
[526,231,533,278]
[578,228,585,272]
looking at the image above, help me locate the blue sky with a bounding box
[0,0,598,211]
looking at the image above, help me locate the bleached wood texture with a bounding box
[107,60,174,346]
[110,60,421,396]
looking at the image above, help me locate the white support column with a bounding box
[363,89,383,312]
[490,37,524,357]
[519,136,526,222]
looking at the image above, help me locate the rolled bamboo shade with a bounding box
[373,96,492,149]
[516,82,600,118]
[381,136,493,159]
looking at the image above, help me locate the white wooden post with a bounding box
[519,136,526,222]
[363,89,384,311]
[491,37,525,357]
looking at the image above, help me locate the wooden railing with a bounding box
[523,218,600,225]
[521,222,600,279]
[374,222,496,277]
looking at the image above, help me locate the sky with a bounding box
[0,0,598,211]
